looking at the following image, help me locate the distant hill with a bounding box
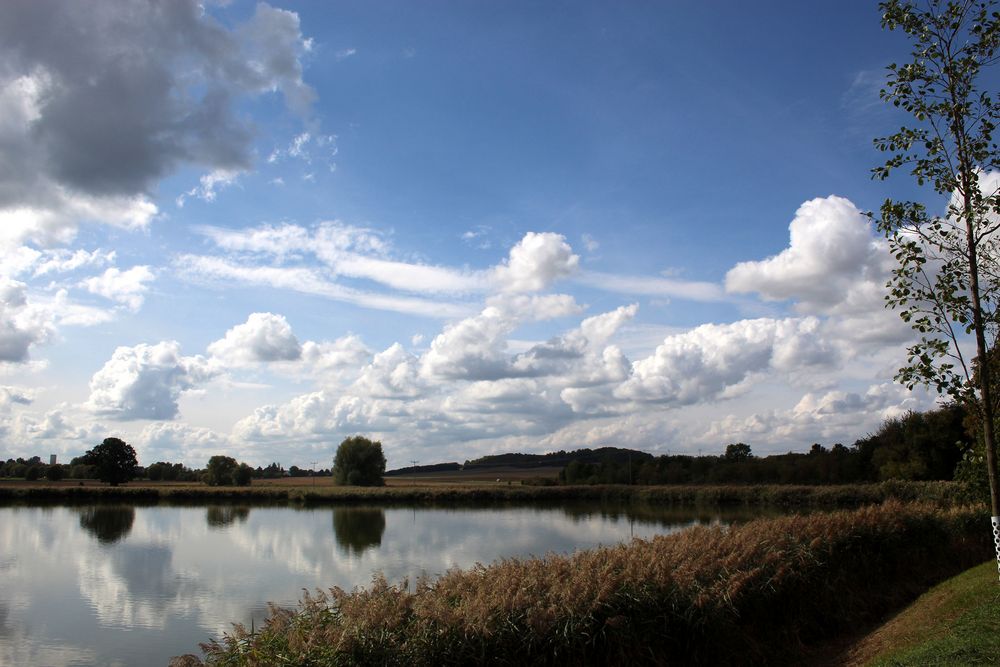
[384,462,461,476]
[462,447,653,470]
[384,448,654,476]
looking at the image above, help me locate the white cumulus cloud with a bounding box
[0,280,53,362]
[208,312,303,366]
[615,317,836,405]
[353,344,423,398]
[301,335,371,376]
[726,195,889,313]
[492,232,579,293]
[86,342,217,421]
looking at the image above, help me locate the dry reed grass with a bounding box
[199,501,989,666]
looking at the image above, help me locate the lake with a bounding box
[0,501,763,666]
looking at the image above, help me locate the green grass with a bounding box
[859,560,1000,666]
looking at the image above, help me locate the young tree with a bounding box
[82,437,139,486]
[873,0,1000,574]
[332,436,386,486]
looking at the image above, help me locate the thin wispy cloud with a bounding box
[576,272,727,302]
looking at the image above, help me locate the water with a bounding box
[0,501,761,666]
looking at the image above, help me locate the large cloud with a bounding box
[420,295,582,381]
[301,336,371,377]
[192,311,371,384]
[492,232,579,292]
[725,195,913,344]
[233,390,377,443]
[86,341,217,420]
[725,196,889,313]
[208,312,303,366]
[615,317,836,405]
[511,304,637,386]
[353,344,423,398]
[0,280,53,362]
[0,1,313,243]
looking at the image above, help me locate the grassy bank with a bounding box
[0,479,972,508]
[841,560,1000,666]
[194,502,990,666]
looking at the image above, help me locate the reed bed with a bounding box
[0,479,970,508]
[197,501,989,666]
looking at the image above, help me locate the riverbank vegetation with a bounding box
[194,501,989,666]
[0,479,974,508]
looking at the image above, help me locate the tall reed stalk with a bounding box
[199,501,988,666]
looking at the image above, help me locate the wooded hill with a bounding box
[384,447,651,476]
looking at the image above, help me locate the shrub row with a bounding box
[196,501,990,666]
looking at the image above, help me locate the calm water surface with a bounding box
[0,502,764,666]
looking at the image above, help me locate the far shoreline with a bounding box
[0,477,972,509]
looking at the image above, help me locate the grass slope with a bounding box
[841,560,1000,666]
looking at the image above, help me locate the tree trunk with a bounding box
[950,62,1000,577]
[960,169,1000,579]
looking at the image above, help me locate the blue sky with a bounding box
[0,1,947,469]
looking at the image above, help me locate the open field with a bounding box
[195,501,992,666]
[384,466,563,484]
[245,466,562,487]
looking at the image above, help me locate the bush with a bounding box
[70,464,95,479]
[205,456,253,487]
[45,465,65,482]
[233,462,253,486]
[332,436,386,486]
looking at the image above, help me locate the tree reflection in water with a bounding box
[77,506,135,545]
[206,505,251,529]
[332,507,386,556]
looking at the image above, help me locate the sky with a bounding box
[0,0,955,469]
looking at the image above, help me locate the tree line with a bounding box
[1,435,382,487]
[0,408,977,488]
[559,404,971,486]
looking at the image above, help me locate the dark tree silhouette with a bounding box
[82,437,138,486]
[332,436,386,486]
